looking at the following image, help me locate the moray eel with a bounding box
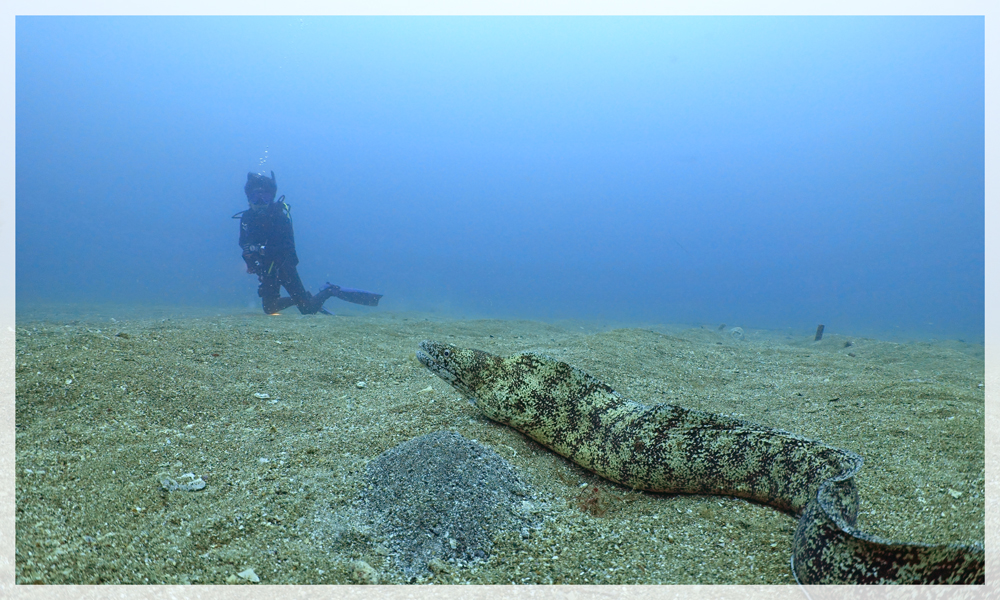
[415,340,984,585]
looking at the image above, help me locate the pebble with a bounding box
[253,392,270,399]
[427,558,451,575]
[350,560,378,584]
[356,381,366,388]
[237,568,259,582]
[159,472,206,492]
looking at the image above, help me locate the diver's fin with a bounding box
[322,282,382,307]
[335,287,382,306]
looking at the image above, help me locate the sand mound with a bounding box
[355,430,540,575]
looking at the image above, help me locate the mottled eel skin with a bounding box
[416,341,984,585]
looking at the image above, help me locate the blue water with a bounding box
[15,16,985,341]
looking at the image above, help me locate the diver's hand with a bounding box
[243,251,261,274]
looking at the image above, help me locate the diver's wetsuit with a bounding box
[236,199,335,314]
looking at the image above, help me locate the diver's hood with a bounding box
[245,170,277,199]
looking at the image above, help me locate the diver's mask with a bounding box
[245,170,277,206]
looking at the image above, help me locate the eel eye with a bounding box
[443,349,451,357]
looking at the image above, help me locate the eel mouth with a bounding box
[415,340,437,370]
[415,340,450,379]
[416,341,476,405]
[416,340,454,372]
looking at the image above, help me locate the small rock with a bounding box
[948,488,963,499]
[350,560,378,584]
[356,381,366,389]
[160,472,207,492]
[225,574,239,584]
[428,558,451,575]
[237,567,259,583]
[253,392,270,399]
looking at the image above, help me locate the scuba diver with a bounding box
[234,171,382,315]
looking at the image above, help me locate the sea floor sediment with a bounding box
[13,306,985,585]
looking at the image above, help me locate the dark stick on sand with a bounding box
[815,324,825,341]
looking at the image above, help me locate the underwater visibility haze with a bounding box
[15,16,985,340]
[12,15,989,587]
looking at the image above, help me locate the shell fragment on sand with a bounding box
[159,472,206,492]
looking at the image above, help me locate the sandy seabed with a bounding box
[13,304,985,586]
